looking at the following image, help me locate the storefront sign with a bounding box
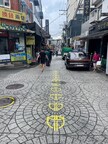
[89,20,108,34]
[10,53,26,62]
[0,7,26,22]
[26,36,35,45]
[97,21,108,31]
[84,0,90,16]
[26,47,32,64]
[45,19,49,34]
[0,54,10,63]
[0,23,26,32]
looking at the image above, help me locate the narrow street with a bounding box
[0,56,108,144]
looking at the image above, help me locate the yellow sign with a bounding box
[27,47,32,64]
[0,7,26,22]
[49,103,63,111]
[26,36,35,45]
[46,115,65,131]
[10,53,26,62]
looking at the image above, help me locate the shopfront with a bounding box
[0,25,27,64]
[0,6,26,64]
[0,31,10,63]
[88,18,108,71]
[0,24,35,64]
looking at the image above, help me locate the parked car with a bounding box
[65,51,91,70]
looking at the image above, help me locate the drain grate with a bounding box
[6,84,24,89]
[0,96,15,108]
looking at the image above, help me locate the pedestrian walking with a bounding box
[45,49,50,66]
[49,49,53,65]
[56,50,58,56]
[37,48,48,72]
[92,51,100,71]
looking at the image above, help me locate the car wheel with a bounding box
[86,66,90,71]
[66,65,69,70]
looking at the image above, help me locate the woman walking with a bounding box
[37,49,48,72]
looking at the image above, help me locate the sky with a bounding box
[41,0,66,39]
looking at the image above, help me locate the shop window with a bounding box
[0,38,8,54]
[9,32,25,53]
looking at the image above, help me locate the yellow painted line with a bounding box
[52,78,60,80]
[51,87,61,92]
[46,115,65,131]
[52,77,60,80]
[46,71,65,131]
[52,83,60,87]
[50,94,62,100]
[52,80,60,83]
[49,103,63,111]
[52,76,59,78]
[0,96,15,108]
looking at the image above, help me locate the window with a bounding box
[4,0,9,6]
[0,0,10,7]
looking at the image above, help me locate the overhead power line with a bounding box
[49,11,66,25]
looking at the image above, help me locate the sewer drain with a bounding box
[0,96,15,108]
[6,84,24,89]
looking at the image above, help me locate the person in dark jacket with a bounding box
[37,49,48,72]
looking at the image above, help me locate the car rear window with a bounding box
[70,52,86,59]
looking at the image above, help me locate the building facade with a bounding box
[66,0,84,46]
[80,0,108,72]
[0,0,45,64]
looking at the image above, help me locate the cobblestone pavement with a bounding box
[0,56,108,144]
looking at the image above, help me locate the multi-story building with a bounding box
[81,0,108,72]
[66,0,84,46]
[0,0,46,64]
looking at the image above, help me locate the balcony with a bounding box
[89,9,99,24]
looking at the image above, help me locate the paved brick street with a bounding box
[0,56,108,144]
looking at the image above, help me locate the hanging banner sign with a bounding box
[83,0,90,16]
[26,47,32,64]
[0,54,10,63]
[10,53,26,62]
[0,7,26,22]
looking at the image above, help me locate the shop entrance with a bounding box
[88,39,101,55]
[101,35,108,69]
[0,37,8,54]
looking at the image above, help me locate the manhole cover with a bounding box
[0,96,15,108]
[6,84,24,89]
